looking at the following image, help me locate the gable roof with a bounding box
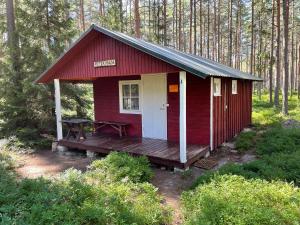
[36,24,262,83]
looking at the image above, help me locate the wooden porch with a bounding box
[58,134,209,169]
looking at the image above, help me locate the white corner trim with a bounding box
[210,77,214,150]
[179,71,187,163]
[54,79,63,141]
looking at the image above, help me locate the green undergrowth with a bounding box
[185,94,300,224]
[88,152,153,183]
[252,94,300,128]
[192,127,300,188]
[0,152,171,225]
[235,130,256,152]
[182,175,300,225]
[1,128,53,153]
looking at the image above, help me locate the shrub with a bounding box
[182,175,300,225]
[192,150,300,188]
[256,127,300,155]
[235,131,256,152]
[0,154,170,225]
[89,152,154,183]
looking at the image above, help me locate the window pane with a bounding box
[213,79,221,96]
[123,98,131,110]
[131,84,139,97]
[131,98,139,110]
[122,85,130,97]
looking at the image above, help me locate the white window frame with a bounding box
[213,78,221,96]
[119,80,142,114]
[232,80,238,94]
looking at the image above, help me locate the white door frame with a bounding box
[141,73,168,140]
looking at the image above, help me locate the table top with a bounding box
[61,119,91,124]
[94,120,130,126]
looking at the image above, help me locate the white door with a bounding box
[142,74,167,140]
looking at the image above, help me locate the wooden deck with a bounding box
[58,134,209,169]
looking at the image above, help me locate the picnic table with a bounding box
[61,119,91,141]
[93,121,130,137]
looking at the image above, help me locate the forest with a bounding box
[0,0,300,139]
[1,1,300,225]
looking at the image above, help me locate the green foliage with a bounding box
[252,94,300,128]
[235,131,256,152]
[88,152,154,183]
[0,0,92,148]
[192,126,300,187]
[182,175,300,225]
[256,127,300,155]
[3,129,52,151]
[0,152,171,225]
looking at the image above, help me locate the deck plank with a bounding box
[58,134,209,168]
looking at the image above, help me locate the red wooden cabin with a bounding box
[36,25,261,169]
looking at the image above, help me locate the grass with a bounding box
[252,93,300,128]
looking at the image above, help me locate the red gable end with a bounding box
[37,29,180,83]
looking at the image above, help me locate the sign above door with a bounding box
[94,59,116,68]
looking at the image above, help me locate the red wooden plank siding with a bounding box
[167,73,210,145]
[93,73,210,145]
[53,31,180,82]
[213,78,252,148]
[93,76,142,137]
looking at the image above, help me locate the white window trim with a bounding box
[213,78,222,96]
[119,80,142,114]
[232,80,238,95]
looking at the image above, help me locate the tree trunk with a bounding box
[134,0,141,38]
[217,0,221,61]
[6,0,21,86]
[274,0,281,107]
[250,0,254,74]
[282,0,289,115]
[193,0,197,54]
[207,0,210,58]
[79,0,85,31]
[227,0,232,66]
[298,44,300,99]
[189,0,193,53]
[199,0,202,55]
[269,0,275,104]
[163,0,167,45]
[178,0,182,50]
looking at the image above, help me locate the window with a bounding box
[119,80,141,114]
[213,78,221,96]
[232,80,237,94]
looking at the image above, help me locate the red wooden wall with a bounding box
[93,76,142,137]
[213,78,252,148]
[45,31,180,82]
[167,73,210,145]
[93,73,210,145]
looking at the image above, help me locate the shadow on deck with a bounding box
[58,134,209,169]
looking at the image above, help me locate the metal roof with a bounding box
[93,25,262,81]
[36,25,263,83]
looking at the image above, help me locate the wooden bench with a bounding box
[93,121,130,137]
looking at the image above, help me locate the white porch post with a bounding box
[210,77,214,150]
[179,71,187,163]
[54,79,63,141]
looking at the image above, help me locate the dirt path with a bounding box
[15,150,92,178]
